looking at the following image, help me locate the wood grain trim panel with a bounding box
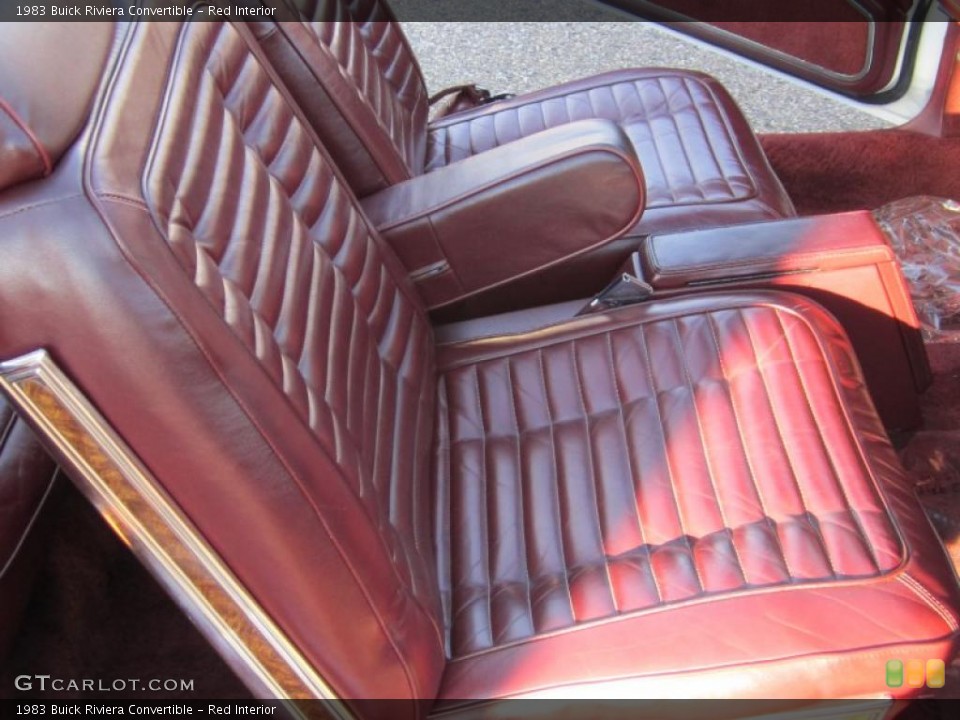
[0,350,352,719]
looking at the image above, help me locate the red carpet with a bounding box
[0,482,250,700]
[760,130,960,216]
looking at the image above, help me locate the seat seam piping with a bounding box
[570,339,620,614]
[773,309,884,574]
[606,330,662,603]
[673,314,748,585]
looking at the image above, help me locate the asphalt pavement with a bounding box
[401,21,892,134]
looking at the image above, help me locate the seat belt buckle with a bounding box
[429,85,515,118]
[462,87,515,105]
[577,274,654,316]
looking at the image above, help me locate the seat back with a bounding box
[0,21,444,703]
[254,0,431,196]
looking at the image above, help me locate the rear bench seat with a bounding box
[0,21,956,714]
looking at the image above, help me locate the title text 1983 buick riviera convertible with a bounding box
[2,1,960,718]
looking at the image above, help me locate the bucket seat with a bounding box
[0,21,955,716]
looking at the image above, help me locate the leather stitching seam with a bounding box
[0,96,53,176]
[899,574,960,631]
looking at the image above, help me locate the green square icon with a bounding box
[886,659,904,687]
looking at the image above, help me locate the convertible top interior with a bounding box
[1,2,960,716]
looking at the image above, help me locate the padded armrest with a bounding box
[641,211,894,288]
[361,119,645,309]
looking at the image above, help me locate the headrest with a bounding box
[0,23,114,192]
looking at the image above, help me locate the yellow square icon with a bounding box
[906,659,926,688]
[926,659,946,689]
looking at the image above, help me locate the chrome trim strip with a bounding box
[0,350,353,718]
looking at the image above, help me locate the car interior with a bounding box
[2,1,960,718]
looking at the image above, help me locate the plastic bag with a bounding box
[874,196,960,342]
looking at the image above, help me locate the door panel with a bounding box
[600,0,925,100]
[710,21,877,77]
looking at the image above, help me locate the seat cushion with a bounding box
[427,69,796,237]
[432,292,959,703]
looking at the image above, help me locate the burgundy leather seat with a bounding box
[253,0,796,237]
[0,21,957,713]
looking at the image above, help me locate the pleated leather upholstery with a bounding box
[258,1,429,194]
[2,18,958,710]
[431,293,960,704]
[146,23,435,506]
[426,69,796,233]
[429,72,759,201]
[301,16,428,175]
[86,21,445,700]
[434,298,904,657]
[253,6,795,235]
